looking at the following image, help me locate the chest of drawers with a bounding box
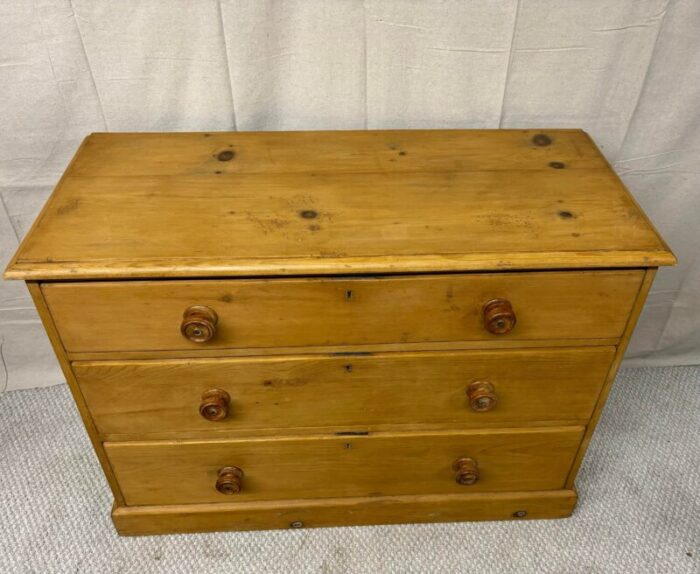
[4,129,675,536]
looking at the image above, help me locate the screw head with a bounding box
[290,521,304,529]
[513,510,528,518]
[476,397,491,409]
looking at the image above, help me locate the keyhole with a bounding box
[345,290,353,300]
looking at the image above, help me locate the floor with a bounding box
[0,366,698,574]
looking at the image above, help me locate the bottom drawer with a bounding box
[106,427,584,506]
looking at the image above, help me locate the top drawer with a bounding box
[43,270,642,354]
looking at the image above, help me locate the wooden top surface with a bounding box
[5,129,675,280]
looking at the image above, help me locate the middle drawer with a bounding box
[74,347,614,438]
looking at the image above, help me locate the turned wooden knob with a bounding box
[483,299,516,334]
[467,381,498,412]
[216,466,244,495]
[199,388,230,421]
[181,305,218,342]
[453,457,480,485]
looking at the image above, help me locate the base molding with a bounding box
[112,489,577,536]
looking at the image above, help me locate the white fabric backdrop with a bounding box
[1,0,698,391]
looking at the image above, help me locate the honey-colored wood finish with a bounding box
[565,267,658,488]
[105,427,584,506]
[66,130,610,176]
[74,347,614,439]
[25,283,126,506]
[65,337,622,362]
[4,130,674,281]
[43,271,642,353]
[112,489,578,536]
[3,129,676,536]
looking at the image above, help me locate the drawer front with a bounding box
[76,347,614,437]
[45,271,642,353]
[105,427,584,505]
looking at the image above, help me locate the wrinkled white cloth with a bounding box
[1,0,698,390]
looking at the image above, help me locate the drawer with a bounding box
[75,347,614,438]
[105,427,584,505]
[44,271,642,353]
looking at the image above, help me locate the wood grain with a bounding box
[565,267,658,488]
[4,129,675,281]
[70,130,607,176]
[65,337,622,362]
[112,489,578,536]
[5,251,675,280]
[2,129,674,537]
[74,347,614,439]
[25,282,126,506]
[43,270,642,353]
[104,427,584,506]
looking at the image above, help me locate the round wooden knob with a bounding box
[467,381,497,412]
[453,457,480,485]
[199,388,230,421]
[181,305,218,342]
[483,299,516,334]
[216,466,244,495]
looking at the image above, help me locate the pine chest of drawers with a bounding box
[4,129,675,536]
